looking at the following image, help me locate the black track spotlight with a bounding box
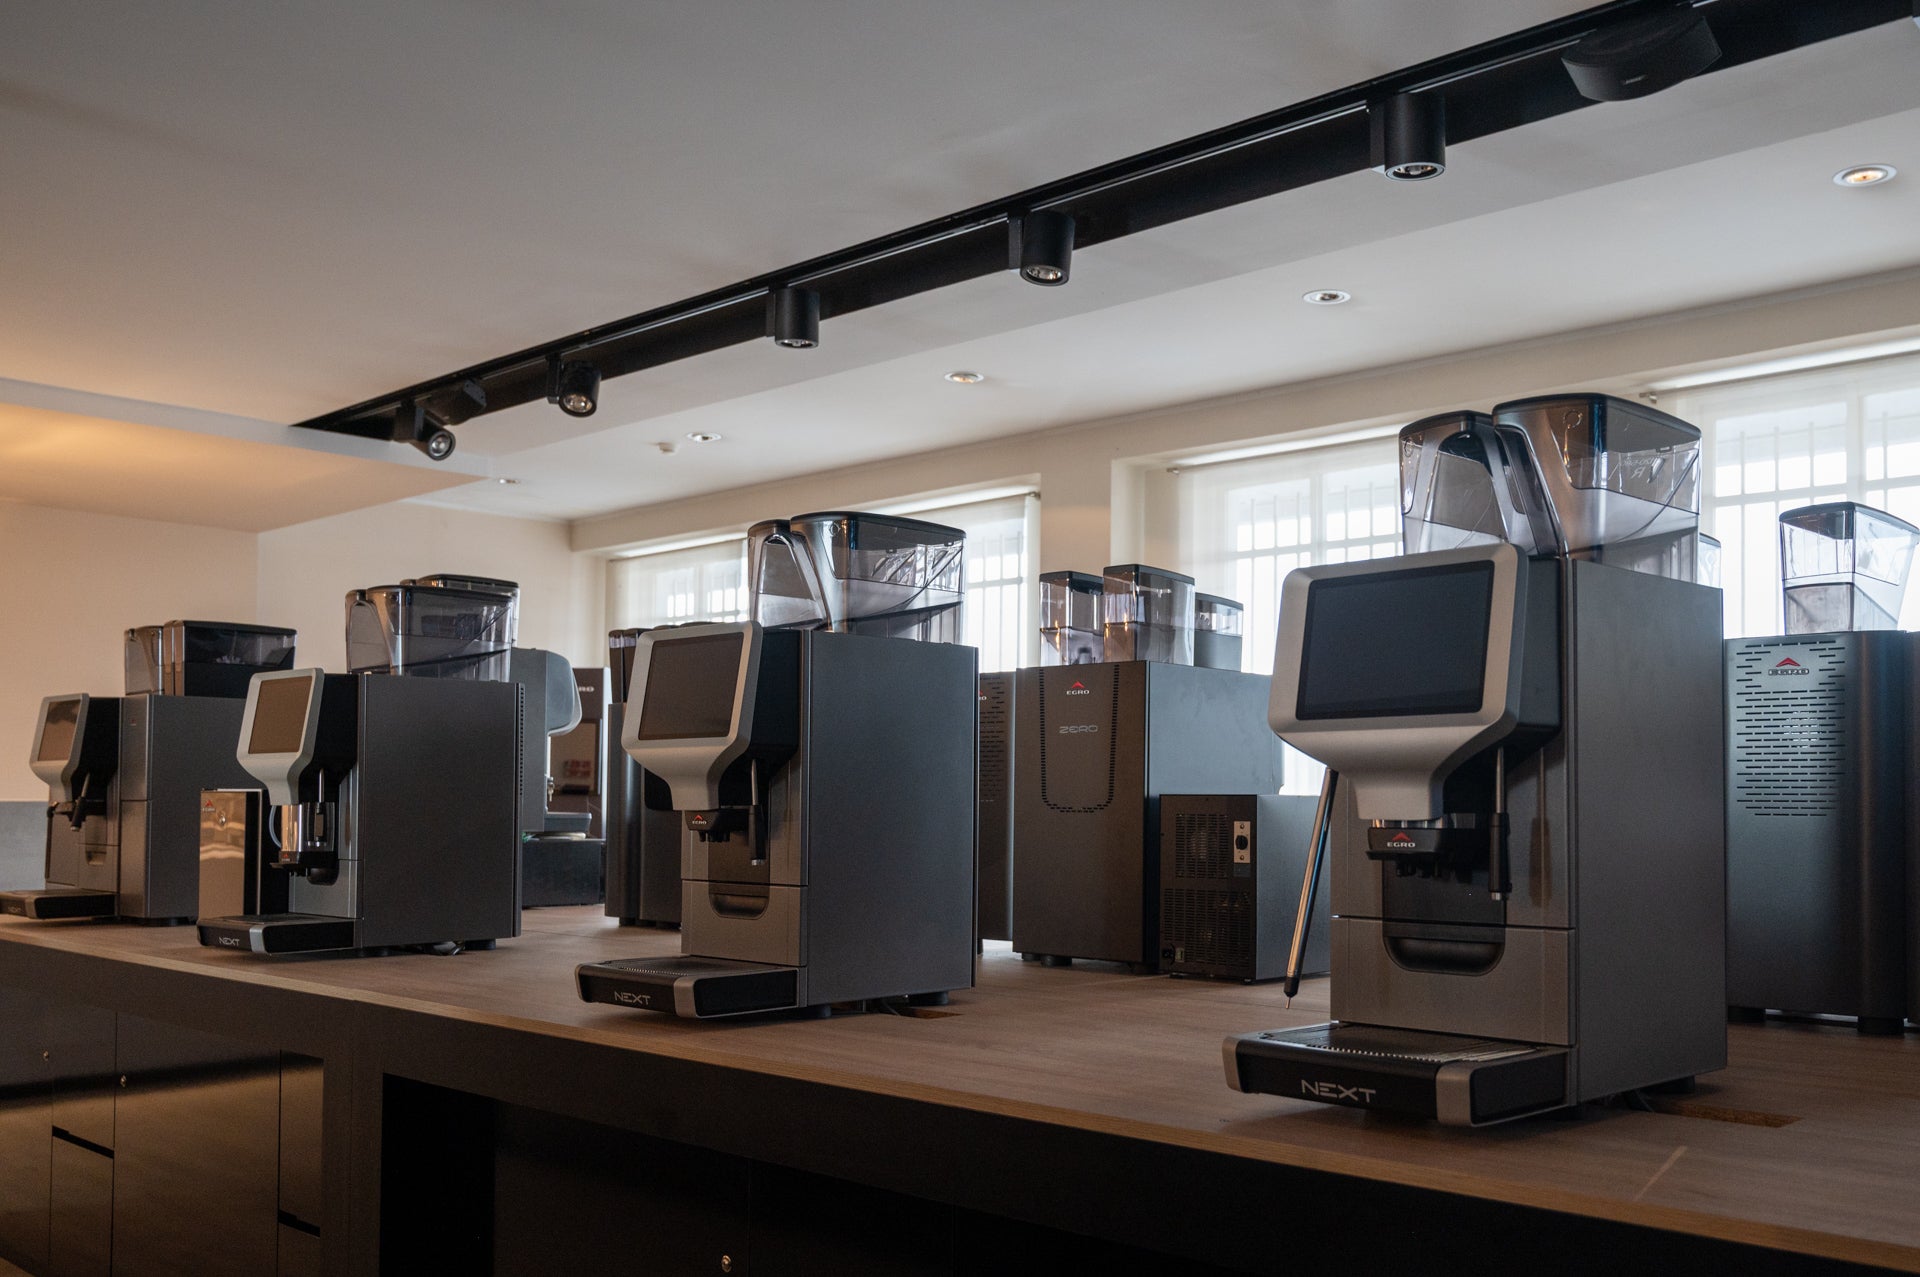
[547,359,601,418]
[1562,8,1719,102]
[1018,210,1074,286]
[770,287,821,348]
[1370,92,1446,181]
[392,401,457,461]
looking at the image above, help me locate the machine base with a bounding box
[198,912,357,955]
[1225,1022,1570,1126]
[577,955,801,1018]
[0,888,119,921]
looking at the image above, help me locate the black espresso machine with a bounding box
[3,620,296,924]
[1225,396,1727,1125]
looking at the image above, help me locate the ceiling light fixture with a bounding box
[391,400,457,461]
[1371,92,1446,181]
[548,359,601,417]
[1303,289,1351,306]
[944,371,986,385]
[1834,164,1896,187]
[1562,9,1720,102]
[685,431,722,443]
[771,287,821,348]
[1019,210,1074,286]
[496,477,520,485]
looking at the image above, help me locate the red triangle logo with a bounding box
[1069,681,1086,690]
[1774,658,1803,668]
[1388,833,1415,845]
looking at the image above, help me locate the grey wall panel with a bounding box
[0,802,45,892]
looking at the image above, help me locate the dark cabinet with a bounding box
[0,985,53,1273]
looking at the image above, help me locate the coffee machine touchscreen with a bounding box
[636,633,743,740]
[248,673,314,754]
[36,698,81,763]
[1296,561,1494,719]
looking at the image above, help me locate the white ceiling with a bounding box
[4,2,1918,530]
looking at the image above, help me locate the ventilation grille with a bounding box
[978,674,1012,809]
[1729,640,1846,818]
[1161,887,1252,969]
[1172,812,1233,880]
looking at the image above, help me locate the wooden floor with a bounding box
[2,907,1917,1272]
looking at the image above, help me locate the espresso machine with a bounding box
[576,512,976,1017]
[198,581,524,955]
[604,628,685,928]
[2,621,296,924]
[1226,395,1727,1125]
[1727,501,1920,1034]
[1013,564,1285,971]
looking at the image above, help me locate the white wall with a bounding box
[256,503,601,674]
[573,267,1920,577]
[0,501,257,801]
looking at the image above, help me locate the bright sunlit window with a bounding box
[605,539,749,634]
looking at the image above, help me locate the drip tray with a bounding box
[0,887,118,921]
[1225,1022,1569,1126]
[577,955,799,1019]
[198,913,357,955]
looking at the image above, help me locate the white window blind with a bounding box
[605,538,749,633]
[1174,435,1400,791]
[1671,353,1920,638]
[877,493,1038,673]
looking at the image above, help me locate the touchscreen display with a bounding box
[636,633,745,741]
[248,674,315,755]
[36,698,81,763]
[1296,561,1495,719]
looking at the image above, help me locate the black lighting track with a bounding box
[294,0,1910,446]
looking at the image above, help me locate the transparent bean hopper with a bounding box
[1102,564,1195,664]
[1779,501,1920,634]
[344,578,520,680]
[124,621,298,698]
[747,511,966,643]
[1193,593,1245,671]
[1492,394,1703,579]
[1038,570,1104,665]
[1398,412,1562,556]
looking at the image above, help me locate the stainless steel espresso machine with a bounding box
[2,621,296,924]
[1225,395,1727,1125]
[197,580,525,955]
[1727,502,1920,1034]
[576,512,976,1017]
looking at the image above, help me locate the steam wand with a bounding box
[1283,768,1338,1006]
[1489,747,1512,901]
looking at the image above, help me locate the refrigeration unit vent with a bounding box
[1171,812,1234,880]
[1729,641,1845,818]
[1161,887,1253,970]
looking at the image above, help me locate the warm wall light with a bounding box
[548,360,601,417]
[1834,164,1897,187]
[1370,93,1445,181]
[1019,210,1074,285]
[771,287,821,348]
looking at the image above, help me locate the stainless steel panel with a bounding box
[198,791,255,922]
[682,882,804,967]
[1329,916,1571,1046]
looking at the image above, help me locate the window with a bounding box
[606,539,748,633]
[875,493,1038,673]
[1174,434,1400,791]
[1671,353,1920,638]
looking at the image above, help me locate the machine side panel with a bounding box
[804,633,977,1004]
[357,677,522,949]
[1010,663,1149,963]
[976,671,1015,943]
[1143,665,1284,968]
[1570,564,1727,1099]
[134,697,253,921]
[603,704,684,927]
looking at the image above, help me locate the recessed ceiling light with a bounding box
[685,431,722,443]
[1834,164,1896,187]
[945,371,986,385]
[1303,289,1351,306]
[496,477,520,485]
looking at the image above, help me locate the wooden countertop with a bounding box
[2,908,1916,1272]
